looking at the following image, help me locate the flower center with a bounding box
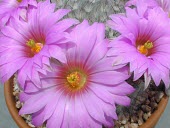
[17,0,22,2]
[137,40,153,55]
[66,71,86,89]
[26,39,43,55]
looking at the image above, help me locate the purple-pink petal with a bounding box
[90,71,129,85]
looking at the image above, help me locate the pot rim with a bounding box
[4,77,169,128]
[4,77,30,128]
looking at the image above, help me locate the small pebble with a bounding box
[16,101,22,109]
[145,99,150,105]
[137,110,143,118]
[15,96,19,101]
[136,96,146,103]
[130,115,138,123]
[13,90,19,96]
[124,123,130,128]
[121,119,127,125]
[149,91,157,97]
[119,114,125,121]
[150,97,155,102]
[120,126,124,128]
[147,112,152,117]
[135,100,142,106]
[26,115,31,122]
[140,92,148,99]
[150,102,158,110]
[143,113,149,121]
[138,117,144,125]
[114,121,121,128]
[130,123,138,128]
[28,123,35,128]
[155,92,164,103]
[141,105,151,113]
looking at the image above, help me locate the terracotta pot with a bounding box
[4,77,30,128]
[4,78,169,128]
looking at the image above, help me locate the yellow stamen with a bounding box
[17,0,22,3]
[138,40,153,55]
[67,72,80,88]
[27,39,35,47]
[144,40,153,49]
[26,39,43,54]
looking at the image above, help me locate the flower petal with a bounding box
[90,71,129,85]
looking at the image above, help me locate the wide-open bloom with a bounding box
[19,21,134,128]
[0,0,37,27]
[0,0,78,87]
[107,5,170,88]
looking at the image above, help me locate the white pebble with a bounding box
[28,123,35,128]
[16,101,22,109]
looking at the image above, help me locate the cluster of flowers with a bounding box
[0,0,170,127]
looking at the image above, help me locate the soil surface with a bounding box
[114,78,165,128]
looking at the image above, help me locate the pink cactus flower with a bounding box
[0,0,78,88]
[107,5,170,88]
[19,20,134,128]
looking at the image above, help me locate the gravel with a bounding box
[114,78,165,128]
